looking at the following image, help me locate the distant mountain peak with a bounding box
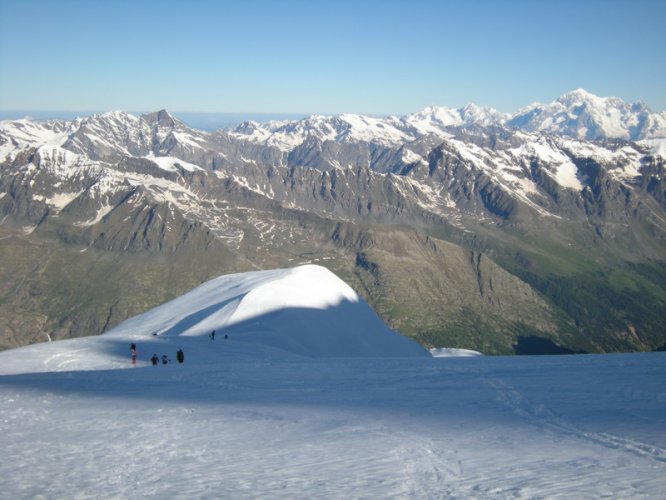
[141,109,178,128]
[557,87,597,103]
[507,89,666,140]
[100,109,134,119]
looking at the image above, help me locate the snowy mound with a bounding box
[429,347,483,357]
[112,264,427,357]
[0,265,427,374]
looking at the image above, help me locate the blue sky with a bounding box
[0,0,664,115]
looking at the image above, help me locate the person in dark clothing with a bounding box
[162,354,169,365]
[176,349,184,364]
[211,330,215,341]
[130,343,137,365]
[151,354,159,366]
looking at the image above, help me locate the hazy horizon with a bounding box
[0,110,314,131]
[2,84,665,131]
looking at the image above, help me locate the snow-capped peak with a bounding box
[406,105,463,128]
[556,88,600,106]
[459,103,509,126]
[508,89,666,140]
[99,109,137,121]
[140,109,180,128]
[402,104,508,137]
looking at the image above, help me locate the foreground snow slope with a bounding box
[1,351,664,498]
[0,264,664,497]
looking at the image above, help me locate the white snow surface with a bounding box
[227,89,666,151]
[429,347,483,357]
[144,152,203,172]
[0,265,426,376]
[642,138,666,159]
[509,88,666,140]
[1,265,665,498]
[405,104,508,135]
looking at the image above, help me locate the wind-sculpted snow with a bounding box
[111,264,427,359]
[0,265,426,375]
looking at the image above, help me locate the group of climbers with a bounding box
[131,343,185,366]
[131,331,227,365]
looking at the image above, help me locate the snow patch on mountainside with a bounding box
[401,148,424,164]
[32,191,82,212]
[230,113,413,150]
[74,204,115,226]
[230,174,276,198]
[642,138,666,159]
[0,120,73,162]
[144,152,203,172]
[170,131,208,150]
[559,138,645,183]
[520,139,583,191]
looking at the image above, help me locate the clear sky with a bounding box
[0,0,664,115]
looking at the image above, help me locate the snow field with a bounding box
[1,352,665,498]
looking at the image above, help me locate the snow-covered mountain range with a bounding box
[1,89,664,235]
[0,89,665,354]
[229,88,666,148]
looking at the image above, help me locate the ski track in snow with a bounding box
[1,350,665,498]
[486,376,666,464]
